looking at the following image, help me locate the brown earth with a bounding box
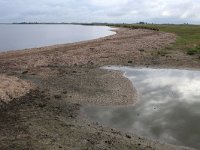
[0,28,198,150]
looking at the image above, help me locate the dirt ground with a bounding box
[0,28,198,150]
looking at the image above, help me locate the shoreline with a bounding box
[0,27,197,150]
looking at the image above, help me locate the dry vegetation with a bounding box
[0,75,35,103]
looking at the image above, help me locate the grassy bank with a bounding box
[155,25,200,55]
[110,24,200,56]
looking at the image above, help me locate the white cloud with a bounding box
[0,0,200,24]
[162,11,171,17]
[87,0,129,7]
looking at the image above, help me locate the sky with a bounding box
[0,0,200,24]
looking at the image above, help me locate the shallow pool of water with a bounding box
[83,66,200,149]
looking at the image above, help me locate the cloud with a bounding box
[87,0,129,7]
[0,0,200,24]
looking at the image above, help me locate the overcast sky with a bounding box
[0,0,200,24]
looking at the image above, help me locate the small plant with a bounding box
[187,45,200,55]
[187,49,196,55]
[156,50,168,56]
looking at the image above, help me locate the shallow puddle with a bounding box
[83,66,200,149]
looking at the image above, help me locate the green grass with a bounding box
[187,45,200,55]
[111,24,200,56]
[110,24,159,31]
[154,25,200,53]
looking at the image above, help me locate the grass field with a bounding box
[111,24,200,56]
[155,24,200,55]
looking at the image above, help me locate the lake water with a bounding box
[0,24,115,52]
[83,66,200,149]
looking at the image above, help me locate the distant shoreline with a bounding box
[0,22,198,25]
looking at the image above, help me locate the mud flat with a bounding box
[0,28,198,149]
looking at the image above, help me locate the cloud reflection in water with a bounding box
[83,67,200,149]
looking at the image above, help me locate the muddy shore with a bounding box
[0,28,198,150]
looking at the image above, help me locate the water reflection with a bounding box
[83,67,200,149]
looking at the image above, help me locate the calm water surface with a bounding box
[0,24,115,51]
[83,66,200,149]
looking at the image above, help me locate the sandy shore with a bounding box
[0,27,198,150]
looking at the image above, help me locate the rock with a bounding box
[63,91,67,94]
[105,140,112,145]
[139,49,145,52]
[38,103,46,108]
[88,61,94,65]
[126,134,131,139]
[54,95,61,99]
[22,70,28,74]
